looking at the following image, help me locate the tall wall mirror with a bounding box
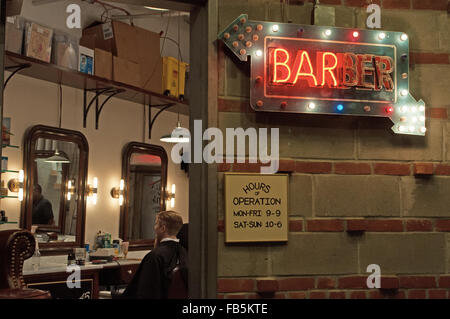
[21,125,89,254]
[120,142,168,250]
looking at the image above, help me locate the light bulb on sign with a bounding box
[255,50,263,57]
[272,24,279,32]
[400,89,408,96]
[420,127,427,133]
[400,33,408,41]
[378,32,386,40]
[324,29,332,36]
[308,102,316,110]
[352,31,359,38]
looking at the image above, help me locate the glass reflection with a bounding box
[32,138,80,243]
[128,153,163,241]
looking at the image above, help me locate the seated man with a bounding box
[32,184,54,225]
[122,211,188,299]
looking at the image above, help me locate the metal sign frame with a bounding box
[219,14,426,136]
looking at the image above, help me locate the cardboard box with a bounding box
[112,21,139,63]
[95,48,112,80]
[81,20,162,93]
[136,27,162,94]
[6,0,22,17]
[81,21,138,62]
[6,16,24,54]
[113,56,141,88]
[79,46,94,75]
[81,21,114,53]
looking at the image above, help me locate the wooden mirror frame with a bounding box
[119,142,168,251]
[21,125,89,255]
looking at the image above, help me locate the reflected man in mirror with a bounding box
[122,211,188,299]
[32,184,54,225]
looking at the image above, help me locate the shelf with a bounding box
[1,170,19,173]
[0,195,18,198]
[4,51,189,116]
[2,144,19,149]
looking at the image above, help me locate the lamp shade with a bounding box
[44,149,71,163]
[160,123,190,143]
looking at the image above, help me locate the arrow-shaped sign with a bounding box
[219,14,426,136]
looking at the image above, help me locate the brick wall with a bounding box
[216,0,450,299]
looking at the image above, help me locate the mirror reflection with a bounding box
[128,153,163,241]
[32,138,80,243]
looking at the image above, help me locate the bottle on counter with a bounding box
[67,251,75,266]
[85,243,90,263]
[31,247,41,271]
[30,225,40,271]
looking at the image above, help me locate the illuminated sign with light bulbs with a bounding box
[219,14,426,136]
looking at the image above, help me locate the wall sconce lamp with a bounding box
[7,170,24,201]
[67,179,75,201]
[111,179,124,206]
[166,184,176,208]
[87,177,98,205]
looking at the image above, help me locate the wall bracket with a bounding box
[148,103,176,139]
[83,87,125,129]
[4,63,31,89]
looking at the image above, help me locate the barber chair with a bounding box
[0,229,50,299]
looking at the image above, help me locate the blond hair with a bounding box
[157,211,183,236]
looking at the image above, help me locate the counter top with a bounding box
[23,258,142,276]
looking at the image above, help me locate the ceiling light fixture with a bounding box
[160,113,190,143]
[44,149,71,163]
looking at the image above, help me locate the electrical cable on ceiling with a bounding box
[160,36,183,62]
[90,0,133,24]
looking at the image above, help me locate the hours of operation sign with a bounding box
[224,173,288,243]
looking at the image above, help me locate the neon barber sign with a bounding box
[219,14,426,136]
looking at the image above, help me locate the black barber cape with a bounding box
[122,241,188,299]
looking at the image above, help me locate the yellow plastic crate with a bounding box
[162,56,188,100]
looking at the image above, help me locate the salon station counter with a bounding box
[22,251,148,299]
